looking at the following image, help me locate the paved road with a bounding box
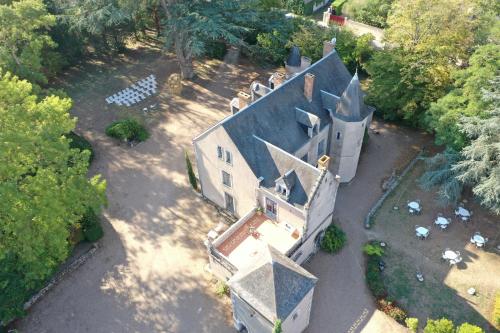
[305,120,429,333]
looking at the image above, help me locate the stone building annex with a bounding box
[193,40,374,333]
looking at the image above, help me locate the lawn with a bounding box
[371,160,500,332]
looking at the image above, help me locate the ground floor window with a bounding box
[225,192,235,213]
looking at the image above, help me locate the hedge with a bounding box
[105,118,149,142]
[320,223,347,254]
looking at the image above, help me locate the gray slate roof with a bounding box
[286,46,301,67]
[228,245,317,322]
[332,73,376,122]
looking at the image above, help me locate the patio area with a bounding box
[371,160,500,331]
[216,212,301,269]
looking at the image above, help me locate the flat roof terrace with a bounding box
[216,213,301,270]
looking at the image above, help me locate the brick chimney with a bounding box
[323,39,336,57]
[304,73,315,102]
[318,155,330,170]
[272,72,286,88]
[237,91,251,109]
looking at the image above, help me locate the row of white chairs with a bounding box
[105,75,158,106]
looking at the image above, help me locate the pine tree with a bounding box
[185,150,198,191]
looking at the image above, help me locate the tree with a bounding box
[63,0,131,52]
[453,80,500,214]
[342,0,393,28]
[426,44,500,150]
[159,0,250,79]
[455,323,484,333]
[0,0,56,84]
[419,149,463,206]
[273,319,282,333]
[423,318,455,333]
[366,0,493,125]
[185,150,198,191]
[0,72,106,322]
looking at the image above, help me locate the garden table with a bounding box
[435,217,450,225]
[408,201,420,210]
[443,250,458,261]
[416,227,429,238]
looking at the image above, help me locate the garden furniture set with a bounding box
[105,75,157,106]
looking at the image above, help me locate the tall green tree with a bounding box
[366,0,492,125]
[0,72,106,321]
[454,80,500,214]
[159,0,250,79]
[426,44,500,150]
[0,0,56,84]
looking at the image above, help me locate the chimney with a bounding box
[323,39,336,57]
[318,155,330,170]
[237,91,251,110]
[304,73,315,102]
[272,72,286,88]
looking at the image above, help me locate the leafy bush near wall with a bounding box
[342,0,393,28]
[405,317,419,332]
[215,281,229,297]
[81,208,104,242]
[320,224,347,253]
[377,299,407,323]
[105,118,149,142]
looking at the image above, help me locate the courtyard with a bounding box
[370,161,499,332]
[13,42,477,333]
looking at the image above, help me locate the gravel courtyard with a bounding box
[15,45,433,333]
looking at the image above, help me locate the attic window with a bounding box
[275,184,287,196]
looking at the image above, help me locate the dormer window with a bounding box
[274,169,295,201]
[275,184,287,196]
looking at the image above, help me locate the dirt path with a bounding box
[15,49,272,333]
[304,121,431,333]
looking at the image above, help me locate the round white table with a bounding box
[408,202,420,210]
[471,234,485,244]
[416,227,429,237]
[443,250,458,260]
[435,217,450,225]
[456,207,470,217]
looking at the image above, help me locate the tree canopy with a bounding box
[0,72,106,322]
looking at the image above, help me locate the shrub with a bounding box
[273,319,282,333]
[320,224,346,254]
[366,255,386,298]
[67,131,95,163]
[215,281,229,297]
[423,318,455,333]
[81,208,104,242]
[377,299,407,323]
[456,323,484,333]
[405,317,419,332]
[284,0,305,15]
[494,292,500,329]
[105,118,149,142]
[185,150,198,190]
[363,242,384,256]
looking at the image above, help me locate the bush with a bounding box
[273,319,282,333]
[215,281,229,297]
[105,118,149,142]
[423,318,455,333]
[284,0,305,15]
[320,224,346,254]
[67,131,95,163]
[456,323,484,333]
[406,317,419,332]
[494,292,500,329]
[377,299,407,323]
[363,242,384,256]
[81,208,104,242]
[185,150,198,190]
[366,255,386,298]
[342,0,393,28]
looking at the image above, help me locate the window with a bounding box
[217,146,223,160]
[222,171,232,187]
[336,132,341,140]
[293,251,303,261]
[224,192,235,213]
[317,139,325,156]
[225,150,232,165]
[292,312,299,321]
[265,198,277,217]
[276,184,287,196]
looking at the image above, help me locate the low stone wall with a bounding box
[364,152,423,228]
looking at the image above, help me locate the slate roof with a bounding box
[228,245,318,322]
[286,46,301,67]
[332,73,376,122]
[195,50,374,208]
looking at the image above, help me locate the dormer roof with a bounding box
[286,46,301,67]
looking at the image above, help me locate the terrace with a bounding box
[211,210,302,272]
